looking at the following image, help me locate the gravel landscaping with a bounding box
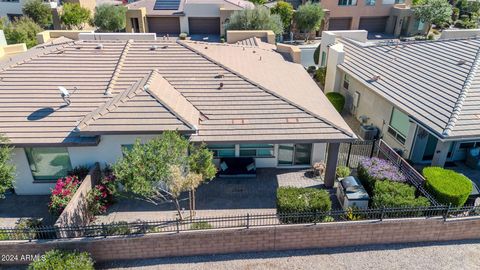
[100,240,480,270]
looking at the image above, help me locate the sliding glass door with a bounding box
[278,144,312,166]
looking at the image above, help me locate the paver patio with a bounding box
[94,169,341,223]
[0,194,54,227]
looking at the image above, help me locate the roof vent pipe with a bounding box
[150,45,158,50]
[96,44,103,49]
[218,82,224,89]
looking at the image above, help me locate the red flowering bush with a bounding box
[87,173,117,219]
[48,176,80,216]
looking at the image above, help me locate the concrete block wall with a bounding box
[2,216,480,265]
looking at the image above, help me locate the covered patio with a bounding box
[94,169,342,223]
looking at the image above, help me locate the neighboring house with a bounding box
[0,0,58,20]
[125,0,253,36]
[281,0,427,37]
[323,30,480,168]
[0,34,355,195]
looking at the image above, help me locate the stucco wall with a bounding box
[226,30,276,44]
[337,71,410,154]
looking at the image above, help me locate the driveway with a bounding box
[95,169,338,223]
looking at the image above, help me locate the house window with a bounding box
[321,51,327,66]
[343,74,350,90]
[394,0,405,3]
[365,0,376,5]
[25,147,72,181]
[387,108,410,144]
[338,0,357,5]
[239,144,274,157]
[131,18,140,33]
[207,144,235,157]
[459,142,479,149]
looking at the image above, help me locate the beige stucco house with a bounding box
[125,0,253,36]
[323,30,480,168]
[0,33,355,195]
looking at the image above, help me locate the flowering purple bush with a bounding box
[357,157,406,194]
[358,157,406,182]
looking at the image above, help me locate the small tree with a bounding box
[271,1,294,32]
[114,131,215,220]
[61,3,91,30]
[188,143,216,216]
[0,135,15,199]
[93,4,127,32]
[294,2,324,41]
[227,6,284,35]
[414,0,452,35]
[2,17,43,48]
[23,0,52,28]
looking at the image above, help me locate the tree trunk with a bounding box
[173,198,183,220]
[192,189,196,217]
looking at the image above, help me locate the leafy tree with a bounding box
[414,0,452,34]
[227,6,283,35]
[114,131,215,220]
[249,0,266,4]
[93,4,127,32]
[2,17,43,48]
[61,3,91,30]
[294,2,324,41]
[0,135,15,199]
[188,143,216,216]
[271,1,294,32]
[23,0,52,28]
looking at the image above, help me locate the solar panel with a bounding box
[153,0,181,10]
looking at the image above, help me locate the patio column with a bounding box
[325,143,340,188]
[431,140,452,167]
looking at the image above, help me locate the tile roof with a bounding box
[339,37,480,140]
[0,39,355,146]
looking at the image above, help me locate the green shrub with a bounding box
[325,92,345,113]
[28,249,94,270]
[190,221,213,230]
[427,33,435,40]
[104,221,131,235]
[179,32,187,40]
[277,187,331,223]
[372,180,430,208]
[307,65,316,74]
[313,44,320,64]
[336,166,351,178]
[423,167,472,207]
[315,67,326,86]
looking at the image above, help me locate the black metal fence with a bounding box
[1,204,479,241]
[338,140,377,168]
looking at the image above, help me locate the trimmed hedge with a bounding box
[423,167,472,207]
[315,67,327,86]
[372,180,430,208]
[325,92,345,113]
[28,249,94,270]
[277,187,331,223]
[357,157,406,194]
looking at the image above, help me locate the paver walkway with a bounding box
[0,194,53,227]
[95,169,340,223]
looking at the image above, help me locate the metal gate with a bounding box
[337,140,377,168]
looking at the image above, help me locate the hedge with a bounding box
[28,249,94,270]
[372,180,430,208]
[277,187,331,223]
[325,92,345,113]
[357,157,406,194]
[315,67,327,86]
[423,167,472,207]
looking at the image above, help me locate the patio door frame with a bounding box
[277,144,312,167]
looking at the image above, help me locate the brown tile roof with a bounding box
[0,39,355,146]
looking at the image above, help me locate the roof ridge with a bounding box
[442,47,480,136]
[75,73,150,131]
[178,40,355,138]
[104,39,132,95]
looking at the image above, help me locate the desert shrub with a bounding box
[104,221,131,235]
[277,187,331,223]
[423,167,472,207]
[179,32,187,40]
[372,180,430,208]
[10,218,42,240]
[357,157,406,193]
[336,166,351,178]
[190,221,213,230]
[28,249,94,270]
[325,92,345,113]
[427,33,435,40]
[315,67,327,86]
[345,206,364,221]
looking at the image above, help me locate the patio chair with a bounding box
[217,157,256,178]
[466,148,480,169]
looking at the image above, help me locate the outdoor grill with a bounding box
[336,176,369,210]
